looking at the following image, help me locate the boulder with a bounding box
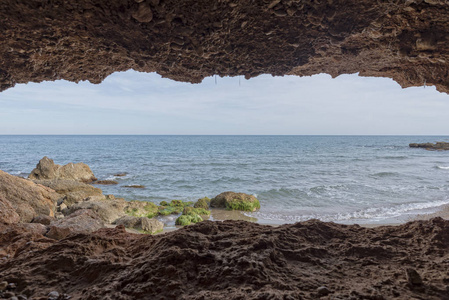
[0,196,20,224]
[114,215,163,234]
[63,198,127,224]
[33,179,104,206]
[46,209,104,240]
[210,192,260,212]
[0,170,59,222]
[194,197,210,209]
[28,156,97,183]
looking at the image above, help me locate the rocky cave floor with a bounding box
[1,218,449,300]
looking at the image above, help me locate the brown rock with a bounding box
[34,179,104,206]
[409,142,449,151]
[113,173,127,177]
[31,215,55,226]
[0,196,20,224]
[406,268,423,286]
[1,219,449,299]
[46,209,104,240]
[93,180,118,185]
[0,222,51,259]
[63,198,127,224]
[28,157,97,183]
[132,2,153,23]
[114,215,163,234]
[0,170,59,222]
[123,185,145,189]
[1,1,449,94]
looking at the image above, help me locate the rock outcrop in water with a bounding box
[211,192,261,212]
[1,0,449,93]
[409,142,449,150]
[29,157,97,183]
[1,218,449,299]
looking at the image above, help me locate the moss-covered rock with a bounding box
[125,200,159,218]
[175,205,209,226]
[158,205,183,216]
[175,215,193,226]
[157,200,194,216]
[175,213,203,226]
[183,207,210,216]
[210,192,260,212]
[194,197,210,209]
[170,199,183,207]
[160,200,169,206]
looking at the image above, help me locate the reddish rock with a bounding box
[0,170,59,222]
[1,219,449,299]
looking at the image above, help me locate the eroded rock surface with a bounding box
[1,218,449,299]
[0,170,59,222]
[0,0,448,93]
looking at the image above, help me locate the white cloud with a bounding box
[0,71,448,134]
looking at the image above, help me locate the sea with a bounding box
[1,135,449,226]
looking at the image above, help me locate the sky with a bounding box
[0,70,448,135]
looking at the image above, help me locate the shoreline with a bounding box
[154,203,449,234]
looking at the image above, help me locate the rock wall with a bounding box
[0,0,448,93]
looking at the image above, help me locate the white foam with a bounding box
[436,166,449,170]
[247,198,449,224]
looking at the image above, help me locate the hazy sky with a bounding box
[0,70,448,135]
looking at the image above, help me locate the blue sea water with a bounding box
[1,135,449,225]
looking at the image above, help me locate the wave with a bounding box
[370,172,399,178]
[376,155,408,160]
[436,166,449,170]
[248,198,449,224]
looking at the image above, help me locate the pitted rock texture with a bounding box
[0,0,448,93]
[1,218,449,299]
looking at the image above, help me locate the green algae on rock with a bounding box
[158,200,194,216]
[183,207,210,216]
[175,213,203,226]
[175,205,210,226]
[194,197,210,210]
[210,192,260,212]
[125,201,159,219]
